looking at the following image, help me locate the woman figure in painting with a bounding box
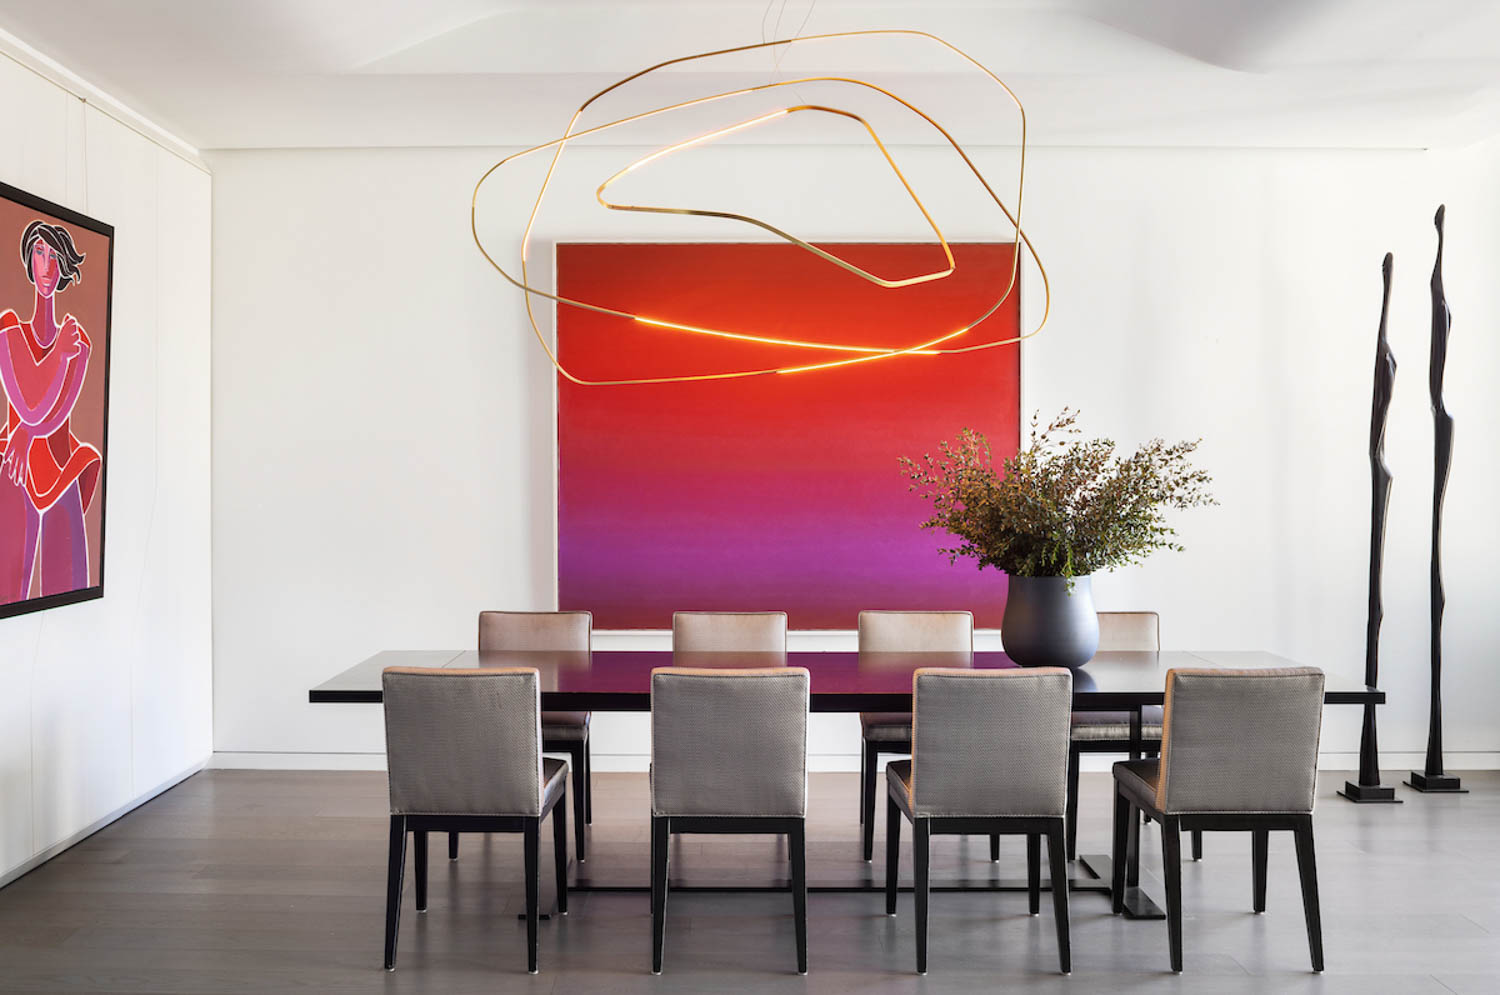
[0,220,99,603]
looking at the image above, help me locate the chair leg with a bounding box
[413,830,428,913]
[1126,798,1142,888]
[862,743,880,861]
[790,820,808,975]
[524,819,540,974]
[1252,828,1268,913]
[990,834,1000,862]
[914,818,930,975]
[1192,829,1203,861]
[1065,742,1081,860]
[1046,822,1071,975]
[651,815,669,974]
[1161,817,1184,973]
[1110,785,1129,914]
[1027,833,1041,915]
[564,745,586,863]
[858,740,867,826]
[1293,818,1325,973]
[448,831,458,861]
[553,791,569,916]
[885,794,901,916]
[583,739,593,825]
[383,816,406,971]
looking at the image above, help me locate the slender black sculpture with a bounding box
[1341,254,1401,802]
[1407,206,1466,793]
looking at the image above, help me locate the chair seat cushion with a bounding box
[542,757,569,811]
[860,712,913,743]
[1112,758,1161,815]
[542,711,590,741]
[885,759,915,818]
[1071,707,1163,743]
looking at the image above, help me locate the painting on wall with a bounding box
[556,242,1020,629]
[0,181,113,620]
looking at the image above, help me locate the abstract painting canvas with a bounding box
[557,242,1019,629]
[0,181,113,619]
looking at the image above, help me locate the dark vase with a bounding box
[1001,575,1100,668]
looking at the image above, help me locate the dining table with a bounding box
[310,648,1384,920]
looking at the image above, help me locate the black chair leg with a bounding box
[570,745,587,862]
[583,740,593,825]
[553,791,569,916]
[885,794,901,915]
[1065,743,1081,859]
[413,831,428,913]
[1046,822,1071,975]
[1126,797,1142,888]
[447,831,458,861]
[1161,817,1184,973]
[1192,829,1203,861]
[383,816,406,971]
[524,819,540,975]
[1293,818,1324,973]
[862,742,880,861]
[1110,786,1129,914]
[913,818,930,975]
[790,820,808,975]
[1252,828,1268,913]
[650,815,669,974]
[859,742,867,826]
[990,834,1000,862]
[1027,833,1041,915]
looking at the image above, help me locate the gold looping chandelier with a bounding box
[471,29,1050,385]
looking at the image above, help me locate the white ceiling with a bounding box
[2,0,1499,151]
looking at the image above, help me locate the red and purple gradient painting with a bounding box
[556,242,1019,629]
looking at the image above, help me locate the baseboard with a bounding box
[0,759,207,890]
[209,750,1500,774]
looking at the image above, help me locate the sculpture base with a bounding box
[1404,771,1468,793]
[1338,781,1402,804]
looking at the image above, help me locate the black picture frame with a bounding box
[0,179,114,620]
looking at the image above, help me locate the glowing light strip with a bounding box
[471,30,1050,385]
[636,316,940,354]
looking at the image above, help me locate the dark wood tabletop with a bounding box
[309,649,1383,710]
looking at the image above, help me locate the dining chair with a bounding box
[671,610,788,652]
[1066,611,1208,860]
[650,666,810,975]
[857,610,974,862]
[382,667,569,975]
[466,610,592,862]
[1111,667,1326,974]
[886,667,1074,975]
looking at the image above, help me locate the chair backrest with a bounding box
[478,610,591,651]
[858,610,974,652]
[1156,667,1326,814]
[1097,611,1160,651]
[382,667,544,817]
[650,667,809,817]
[672,611,787,652]
[909,667,1073,817]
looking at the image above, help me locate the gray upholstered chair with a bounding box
[650,666,810,975]
[857,611,974,862]
[382,667,568,975]
[1111,667,1326,974]
[886,667,1073,975]
[671,610,788,652]
[467,610,592,862]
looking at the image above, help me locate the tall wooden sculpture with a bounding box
[1407,205,1466,793]
[1341,254,1401,803]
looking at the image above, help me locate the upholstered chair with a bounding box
[857,610,974,861]
[382,667,568,975]
[886,667,1074,975]
[671,610,788,652]
[649,667,810,975]
[469,610,592,862]
[1111,667,1326,974]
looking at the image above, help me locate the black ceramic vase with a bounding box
[1001,575,1100,668]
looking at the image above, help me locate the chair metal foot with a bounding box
[529,969,539,975]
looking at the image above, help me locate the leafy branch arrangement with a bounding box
[899,409,1215,581]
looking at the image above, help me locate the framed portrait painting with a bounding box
[0,181,113,619]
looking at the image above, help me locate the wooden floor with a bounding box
[0,769,1494,993]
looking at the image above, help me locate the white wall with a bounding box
[208,140,1499,771]
[0,50,213,884]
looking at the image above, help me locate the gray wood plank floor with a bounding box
[0,769,1494,992]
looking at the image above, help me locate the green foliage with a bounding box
[899,409,1215,581]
